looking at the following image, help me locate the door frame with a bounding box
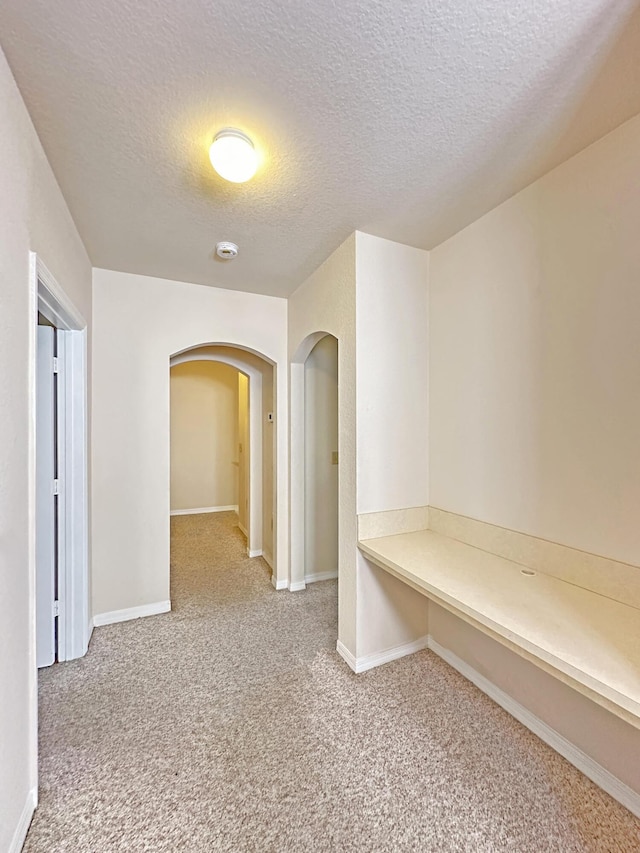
[30,252,90,664]
[170,349,264,557]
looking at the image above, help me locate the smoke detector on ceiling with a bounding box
[215,241,239,260]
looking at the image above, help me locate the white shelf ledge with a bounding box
[359,530,640,729]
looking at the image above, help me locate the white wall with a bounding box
[92,269,288,616]
[0,46,92,853]
[170,361,239,511]
[304,335,339,579]
[430,112,640,566]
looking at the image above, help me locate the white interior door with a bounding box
[36,325,56,668]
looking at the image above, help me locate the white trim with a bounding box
[93,600,171,627]
[238,521,248,537]
[248,548,263,558]
[305,570,338,584]
[34,256,86,331]
[336,640,357,671]
[289,581,306,592]
[28,260,38,792]
[55,329,90,661]
[8,787,37,853]
[428,636,640,820]
[262,551,274,570]
[170,505,237,516]
[337,636,429,674]
[271,576,288,591]
[31,253,90,664]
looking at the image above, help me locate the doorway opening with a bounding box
[290,332,339,592]
[304,335,339,584]
[32,253,90,672]
[169,345,276,581]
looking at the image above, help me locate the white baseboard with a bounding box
[305,570,338,584]
[428,636,640,820]
[262,552,274,570]
[248,548,263,558]
[9,787,36,853]
[170,505,237,516]
[271,575,288,591]
[337,636,429,674]
[336,640,357,670]
[289,581,306,592]
[238,521,248,537]
[93,600,171,627]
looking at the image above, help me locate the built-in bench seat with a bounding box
[358,528,640,729]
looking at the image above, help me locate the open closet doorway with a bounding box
[303,334,339,585]
[32,254,90,670]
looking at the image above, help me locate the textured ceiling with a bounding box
[1,0,640,296]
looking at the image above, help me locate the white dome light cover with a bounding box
[209,129,258,183]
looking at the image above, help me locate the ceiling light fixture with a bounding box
[209,129,258,183]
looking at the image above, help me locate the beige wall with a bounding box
[92,269,288,616]
[0,46,92,851]
[430,112,640,566]
[426,112,640,798]
[304,335,339,579]
[170,361,239,512]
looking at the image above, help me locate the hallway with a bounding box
[25,514,639,851]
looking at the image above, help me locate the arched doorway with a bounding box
[290,332,339,591]
[170,344,276,573]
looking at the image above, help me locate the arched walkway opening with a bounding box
[290,333,339,591]
[169,344,277,575]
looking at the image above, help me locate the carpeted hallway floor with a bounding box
[25,512,640,852]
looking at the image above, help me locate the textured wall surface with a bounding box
[1,1,640,294]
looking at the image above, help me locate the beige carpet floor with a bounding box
[25,512,640,852]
